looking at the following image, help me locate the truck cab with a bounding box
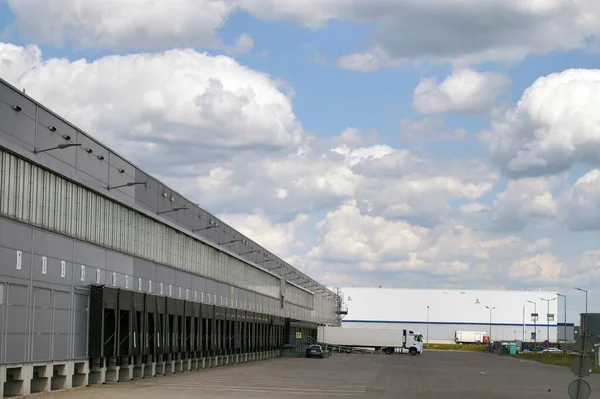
[382,330,423,356]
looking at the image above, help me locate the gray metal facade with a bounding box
[0,77,339,367]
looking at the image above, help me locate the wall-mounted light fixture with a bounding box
[48,126,57,132]
[85,148,93,153]
[239,249,258,256]
[161,190,167,197]
[256,253,270,264]
[219,238,244,246]
[193,220,219,232]
[12,105,22,112]
[157,206,188,215]
[170,195,175,202]
[271,263,284,271]
[62,134,71,141]
[118,168,125,173]
[34,143,82,154]
[97,155,104,160]
[107,181,148,190]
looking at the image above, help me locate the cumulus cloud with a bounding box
[6,0,236,51]
[400,117,467,141]
[492,177,559,232]
[307,200,427,264]
[337,46,397,73]
[358,175,494,227]
[509,253,563,283]
[0,42,40,83]
[0,43,302,174]
[304,201,557,287]
[460,203,491,215]
[563,170,600,231]
[233,33,255,54]
[486,69,600,178]
[220,212,310,259]
[5,43,492,227]
[524,238,552,254]
[8,1,600,68]
[355,156,496,226]
[412,68,511,115]
[239,0,600,69]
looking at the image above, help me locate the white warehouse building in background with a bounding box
[337,288,575,344]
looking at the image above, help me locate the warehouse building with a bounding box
[0,78,341,396]
[339,287,575,344]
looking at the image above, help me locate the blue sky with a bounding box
[1,0,600,319]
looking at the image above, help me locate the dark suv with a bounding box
[306,344,325,358]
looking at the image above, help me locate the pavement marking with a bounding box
[146,385,366,395]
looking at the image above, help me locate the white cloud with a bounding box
[337,46,397,72]
[563,170,600,231]
[8,1,600,68]
[233,33,254,54]
[524,238,552,254]
[487,68,600,178]
[355,156,496,226]
[460,203,491,215]
[240,0,600,69]
[6,0,236,51]
[219,212,310,259]
[0,44,302,173]
[153,126,495,228]
[306,200,427,264]
[412,68,511,115]
[188,139,397,216]
[492,177,559,232]
[359,175,495,226]
[400,117,467,141]
[304,201,558,286]
[509,253,563,283]
[0,42,40,83]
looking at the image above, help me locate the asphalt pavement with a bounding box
[36,351,600,398]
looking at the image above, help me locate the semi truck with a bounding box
[317,326,423,356]
[454,330,489,344]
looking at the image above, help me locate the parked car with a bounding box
[306,344,325,358]
[542,347,562,353]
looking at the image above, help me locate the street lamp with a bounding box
[522,303,527,341]
[574,287,588,332]
[34,142,82,154]
[540,297,556,342]
[486,306,496,342]
[107,181,147,190]
[527,300,537,348]
[426,305,430,349]
[556,293,567,359]
[157,206,188,215]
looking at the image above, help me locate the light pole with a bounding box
[522,304,526,341]
[540,297,556,343]
[574,287,588,332]
[426,305,430,349]
[527,300,537,348]
[486,306,496,342]
[556,293,567,359]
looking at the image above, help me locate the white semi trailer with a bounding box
[317,326,423,356]
[454,330,488,344]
